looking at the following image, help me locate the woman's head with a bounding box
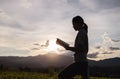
[72,16,84,31]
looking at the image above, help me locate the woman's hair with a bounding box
[72,16,84,24]
[83,23,88,33]
[72,16,88,33]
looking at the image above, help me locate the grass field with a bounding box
[0,71,119,79]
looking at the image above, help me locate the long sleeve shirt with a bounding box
[74,29,89,62]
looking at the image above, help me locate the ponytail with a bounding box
[83,23,88,33]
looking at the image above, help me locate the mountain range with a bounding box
[0,53,120,68]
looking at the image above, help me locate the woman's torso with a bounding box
[74,29,88,62]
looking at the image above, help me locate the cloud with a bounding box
[89,32,120,60]
[0,0,120,58]
[95,46,120,51]
[0,8,34,31]
[79,0,98,10]
[96,0,120,9]
[111,39,120,43]
[109,47,120,51]
[31,40,49,51]
[102,52,113,54]
[31,48,40,50]
[41,40,49,48]
[99,32,120,46]
[0,46,30,56]
[20,0,32,8]
[33,43,40,46]
[78,0,120,11]
[95,46,101,49]
[87,52,99,58]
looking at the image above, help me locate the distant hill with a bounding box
[0,53,120,68]
[92,57,120,67]
[0,53,72,68]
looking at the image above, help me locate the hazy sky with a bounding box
[0,0,120,60]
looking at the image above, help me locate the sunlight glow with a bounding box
[47,39,61,51]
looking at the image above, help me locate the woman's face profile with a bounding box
[72,16,84,31]
[73,22,83,31]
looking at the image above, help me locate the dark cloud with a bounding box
[31,40,49,50]
[111,39,120,42]
[33,43,40,46]
[109,47,120,51]
[87,52,99,58]
[67,0,120,12]
[95,46,120,51]
[96,0,120,9]
[102,52,113,54]
[95,46,101,49]
[67,0,81,8]
[41,40,49,47]
[31,48,40,50]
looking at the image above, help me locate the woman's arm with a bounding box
[64,46,82,52]
[65,46,75,52]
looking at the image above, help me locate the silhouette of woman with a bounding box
[58,16,89,79]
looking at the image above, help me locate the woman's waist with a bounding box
[74,53,87,62]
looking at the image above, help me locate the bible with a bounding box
[56,38,69,48]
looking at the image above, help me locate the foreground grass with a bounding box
[0,71,119,79]
[0,71,56,79]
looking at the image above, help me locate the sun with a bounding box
[47,39,61,51]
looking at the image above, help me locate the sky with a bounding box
[0,0,120,60]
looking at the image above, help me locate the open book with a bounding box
[56,38,69,48]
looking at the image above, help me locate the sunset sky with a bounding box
[0,0,120,60]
